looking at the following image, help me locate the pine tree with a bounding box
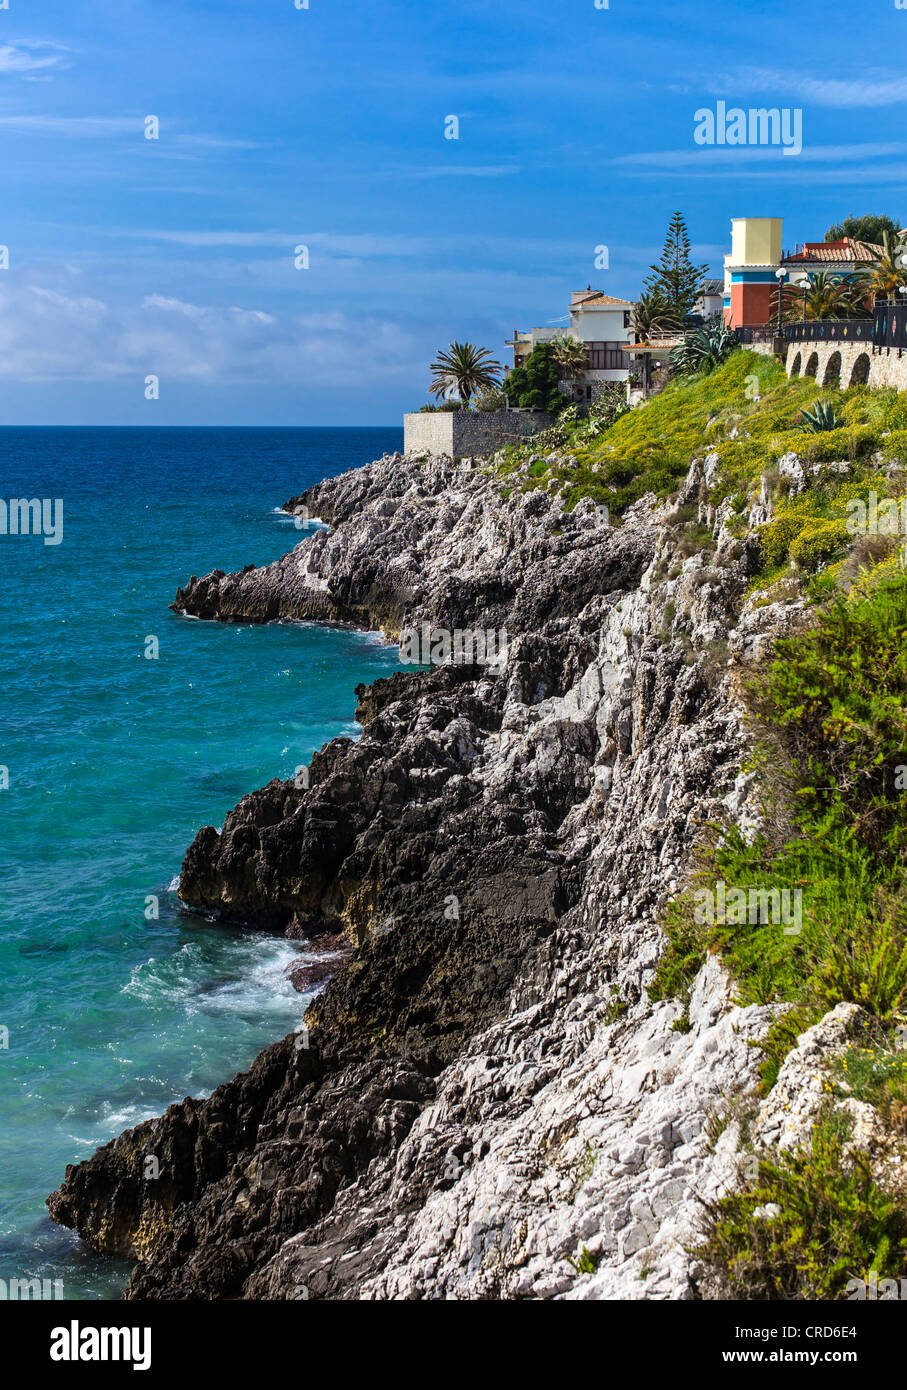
[642,212,708,323]
[825,214,902,247]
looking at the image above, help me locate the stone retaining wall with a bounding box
[403,409,554,457]
[784,338,907,390]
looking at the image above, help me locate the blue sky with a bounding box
[1,0,906,424]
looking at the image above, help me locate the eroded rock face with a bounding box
[49,449,788,1299]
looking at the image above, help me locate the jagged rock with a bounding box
[49,448,805,1299]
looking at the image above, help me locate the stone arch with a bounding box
[822,350,842,386]
[849,352,871,387]
[804,351,819,379]
[789,351,802,379]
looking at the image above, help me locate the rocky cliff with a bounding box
[47,446,831,1299]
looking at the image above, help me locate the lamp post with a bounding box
[775,267,787,335]
[795,275,810,327]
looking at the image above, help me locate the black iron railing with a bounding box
[735,325,779,344]
[783,319,872,344]
[872,301,907,352]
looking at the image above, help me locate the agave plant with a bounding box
[429,341,501,406]
[670,316,737,376]
[799,399,844,433]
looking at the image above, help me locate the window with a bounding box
[623,311,631,328]
[586,341,628,371]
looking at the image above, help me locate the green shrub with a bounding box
[828,1039,907,1113]
[697,1117,907,1299]
[804,424,876,461]
[809,906,907,1018]
[880,428,907,465]
[502,343,569,415]
[788,519,850,570]
[651,569,907,1089]
[757,516,801,569]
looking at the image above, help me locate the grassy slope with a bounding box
[501,348,907,518]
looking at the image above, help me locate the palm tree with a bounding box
[773,272,870,323]
[550,335,589,385]
[429,342,501,406]
[855,230,907,304]
[629,290,681,342]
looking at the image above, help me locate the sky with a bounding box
[1,0,906,425]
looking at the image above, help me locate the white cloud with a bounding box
[0,41,69,76]
[0,271,419,385]
[695,69,907,109]
[0,114,137,136]
[391,164,521,178]
[615,142,907,168]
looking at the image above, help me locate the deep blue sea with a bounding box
[0,427,403,1299]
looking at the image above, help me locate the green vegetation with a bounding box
[642,211,707,323]
[502,342,570,414]
[671,316,737,377]
[550,335,590,388]
[568,1142,598,1201]
[565,1246,599,1275]
[697,1115,907,1299]
[799,399,844,433]
[630,289,677,342]
[856,230,907,306]
[826,214,902,247]
[829,1038,907,1117]
[472,384,507,412]
[428,341,501,406]
[776,270,870,323]
[650,566,907,1089]
[500,347,907,520]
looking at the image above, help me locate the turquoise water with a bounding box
[0,427,403,1298]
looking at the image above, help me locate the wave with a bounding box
[123,935,309,1020]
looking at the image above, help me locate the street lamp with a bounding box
[775,268,787,334]
[796,275,810,323]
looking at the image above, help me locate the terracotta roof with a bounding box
[781,237,883,266]
[570,290,634,308]
[623,337,682,352]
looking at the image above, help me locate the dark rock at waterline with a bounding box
[284,916,345,942]
[287,957,339,992]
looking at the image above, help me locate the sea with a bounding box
[0,426,403,1298]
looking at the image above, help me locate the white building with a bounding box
[506,288,635,400]
[695,278,724,320]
